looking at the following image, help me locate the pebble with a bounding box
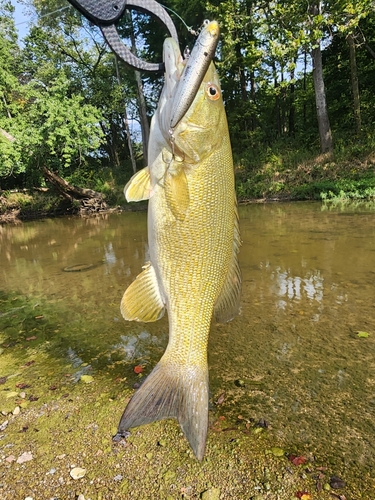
[13,406,20,415]
[330,475,346,489]
[20,392,26,399]
[5,455,16,463]
[17,451,33,464]
[0,420,8,431]
[201,487,221,500]
[70,467,87,480]
[77,495,85,500]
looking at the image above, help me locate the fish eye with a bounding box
[206,83,220,101]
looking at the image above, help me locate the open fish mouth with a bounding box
[169,20,220,129]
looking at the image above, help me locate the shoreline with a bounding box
[1,184,375,225]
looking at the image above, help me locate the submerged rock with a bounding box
[17,451,33,464]
[70,467,87,480]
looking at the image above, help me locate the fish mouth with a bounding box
[169,20,220,129]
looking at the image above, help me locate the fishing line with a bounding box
[158,3,198,36]
[15,5,70,27]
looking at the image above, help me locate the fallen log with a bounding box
[43,166,103,199]
[42,166,109,213]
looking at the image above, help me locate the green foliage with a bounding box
[236,134,375,201]
[1,0,375,204]
[0,189,71,217]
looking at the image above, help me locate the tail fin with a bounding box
[116,360,209,460]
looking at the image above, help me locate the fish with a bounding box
[115,20,241,461]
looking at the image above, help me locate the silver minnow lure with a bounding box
[169,20,220,129]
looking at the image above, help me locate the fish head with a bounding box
[150,21,222,179]
[170,61,225,164]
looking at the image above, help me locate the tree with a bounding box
[0,0,24,177]
[310,1,333,153]
[17,72,104,179]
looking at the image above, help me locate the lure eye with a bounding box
[206,83,220,101]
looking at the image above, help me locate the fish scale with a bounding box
[117,21,241,460]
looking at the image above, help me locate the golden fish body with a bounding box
[117,21,241,460]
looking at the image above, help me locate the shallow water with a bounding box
[1,202,375,478]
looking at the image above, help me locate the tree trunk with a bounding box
[303,50,307,127]
[272,62,281,138]
[288,63,296,137]
[347,33,361,135]
[364,41,375,60]
[129,13,150,167]
[250,69,257,131]
[114,56,137,174]
[281,69,287,134]
[312,43,333,153]
[133,68,149,167]
[310,2,333,154]
[43,167,103,202]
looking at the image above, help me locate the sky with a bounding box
[11,0,31,40]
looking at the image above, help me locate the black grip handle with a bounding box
[67,0,127,25]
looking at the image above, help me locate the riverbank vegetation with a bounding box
[1,0,375,221]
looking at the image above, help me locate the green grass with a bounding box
[235,136,375,202]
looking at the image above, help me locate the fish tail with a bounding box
[115,360,209,460]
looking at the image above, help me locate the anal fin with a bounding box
[121,262,165,322]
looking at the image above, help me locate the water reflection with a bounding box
[1,203,375,478]
[270,267,324,303]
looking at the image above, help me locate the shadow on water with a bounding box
[1,202,375,488]
[0,213,168,390]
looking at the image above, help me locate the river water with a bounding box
[1,202,375,480]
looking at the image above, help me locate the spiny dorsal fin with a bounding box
[214,205,242,323]
[124,167,151,202]
[164,166,190,221]
[120,262,165,322]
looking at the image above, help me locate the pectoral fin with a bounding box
[121,262,165,322]
[214,206,242,323]
[124,167,151,202]
[164,167,190,221]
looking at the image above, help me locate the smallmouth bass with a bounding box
[116,21,241,460]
